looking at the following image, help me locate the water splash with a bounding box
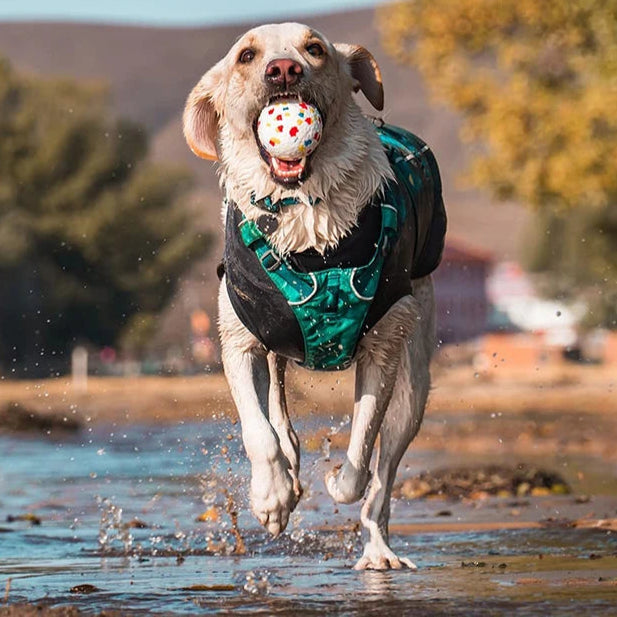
[96,496,133,554]
[242,570,272,596]
[320,436,331,459]
[320,413,351,460]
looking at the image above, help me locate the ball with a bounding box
[257,99,323,161]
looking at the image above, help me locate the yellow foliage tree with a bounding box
[379,0,617,209]
[379,0,617,328]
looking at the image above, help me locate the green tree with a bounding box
[379,0,617,326]
[0,58,209,375]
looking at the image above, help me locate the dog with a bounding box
[183,23,446,570]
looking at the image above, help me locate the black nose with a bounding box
[265,58,303,88]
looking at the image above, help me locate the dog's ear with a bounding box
[334,43,384,111]
[183,62,226,161]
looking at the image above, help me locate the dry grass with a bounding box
[431,363,616,415]
[0,361,614,427]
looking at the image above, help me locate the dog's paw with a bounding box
[250,454,299,538]
[354,544,417,571]
[325,461,370,504]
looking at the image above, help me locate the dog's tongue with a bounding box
[271,156,305,180]
[277,158,302,172]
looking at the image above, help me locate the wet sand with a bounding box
[0,607,116,617]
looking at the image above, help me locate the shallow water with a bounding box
[1,418,617,616]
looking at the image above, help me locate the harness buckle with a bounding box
[260,249,282,272]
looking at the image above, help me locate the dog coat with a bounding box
[223,123,447,370]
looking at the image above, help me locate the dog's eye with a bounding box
[306,43,325,58]
[239,48,256,64]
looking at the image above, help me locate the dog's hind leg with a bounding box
[354,277,435,570]
[219,283,299,537]
[267,353,302,500]
[325,295,421,505]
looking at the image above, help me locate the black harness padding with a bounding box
[285,205,382,273]
[224,204,305,361]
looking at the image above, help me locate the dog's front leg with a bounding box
[267,353,302,500]
[219,283,298,537]
[325,296,420,505]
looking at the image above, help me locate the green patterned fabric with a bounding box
[237,123,433,370]
[239,201,400,370]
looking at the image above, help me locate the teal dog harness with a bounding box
[238,200,401,370]
[223,123,446,371]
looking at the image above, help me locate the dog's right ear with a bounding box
[183,62,226,161]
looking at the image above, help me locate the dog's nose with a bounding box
[265,58,303,88]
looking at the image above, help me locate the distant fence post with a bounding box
[72,346,88,392]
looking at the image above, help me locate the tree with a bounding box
[524,207,617,328]
[379,0,617,326]
[0,58,209,375]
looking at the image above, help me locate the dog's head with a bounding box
[183,23,385,197]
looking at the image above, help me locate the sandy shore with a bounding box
[0,362,615,426]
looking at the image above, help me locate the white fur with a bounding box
[185,23,436,570]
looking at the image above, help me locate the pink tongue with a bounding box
[276,158,302,172]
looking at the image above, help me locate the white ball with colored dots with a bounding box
[257,100,323,161]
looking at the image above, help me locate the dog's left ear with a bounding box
[334,43,384,111]
[183,61,226,161]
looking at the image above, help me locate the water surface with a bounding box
[1,418,617,615]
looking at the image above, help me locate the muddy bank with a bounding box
[393,464,570,501]
[1,366,616,473]
[0,402,81,434]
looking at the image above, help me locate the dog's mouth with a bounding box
[254,92,324,187]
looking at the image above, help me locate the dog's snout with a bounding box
[265,58,303,88]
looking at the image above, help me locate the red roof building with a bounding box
[433,238,493,344]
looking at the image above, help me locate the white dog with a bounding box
[183,23,446,570]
